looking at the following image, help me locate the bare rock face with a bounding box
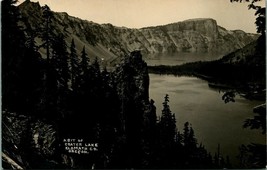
[18,1,259,65]
[138,19,257,53]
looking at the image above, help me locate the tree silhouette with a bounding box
[233,1,265,31]
[157,94,177,168]
[239,104,266,168]
[78,46,90,92]
[243,104,266,134]
[159,94,176,143]
[51,33,70,90]
[69,39,80,90]
[40,4,55,63]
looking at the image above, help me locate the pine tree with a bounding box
[92,57,101,77]
[188,126,197,148]
[41,33,70,120]
[157,94,177,168]
[73,46,87,97]
[181,122,200,168]
[69,46,93,136]
[78,46,90,90]
[159,94,176,143]
[80,46,90,75]
[90,57,103,97]
[50,34,69,90]
[183,122,190,146]
[182,122,197,147]
[36,4,59,119]
[69,39,80,90]
[40,4,54,63]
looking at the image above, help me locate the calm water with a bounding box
[149,74,265,166]
[144,52,223,66]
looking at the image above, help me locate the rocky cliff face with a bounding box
[18,1,259,66]
[136,19,257,54]
[138,18,219,53]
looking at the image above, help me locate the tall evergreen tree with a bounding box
[40,4,54,63]
[90,57,103,98]
[157,94,177,168]
[80,46,90,75]
[69,39,80,90]
[35,4,59,120]
[78,46,90,90]
[183,123,197,148]
[51,33,70,90]
[92,57,101,77]
[159,94,176,143]
[39,33,70,121]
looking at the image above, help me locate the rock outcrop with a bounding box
[114,50,150,137]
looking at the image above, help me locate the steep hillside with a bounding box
[18,1,259,66]
[219,36,265,67]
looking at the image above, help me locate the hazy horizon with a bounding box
[18,0,265,33]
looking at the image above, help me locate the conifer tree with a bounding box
[157,94,177,168]
[78,46,89,88]
[51,33,69,91]
[159,94,176,143]
[36,4,59,119]
[76,46,90,95]
[92,57,101,77]
[40,33,70,120]
[188,126,197,148]
[41,4,54,63]
[80,46,90,75]
[69,39,80,90]
[182,122,197,148]
[90,57,103,96]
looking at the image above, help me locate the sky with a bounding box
[18,0,265,33]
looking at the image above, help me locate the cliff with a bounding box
[18,1,259,66]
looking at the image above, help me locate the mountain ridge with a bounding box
[18,0,259,66]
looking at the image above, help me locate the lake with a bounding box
[144,52,224,66]
[149,73,265,167]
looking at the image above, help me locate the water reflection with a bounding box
[144,52,223,66]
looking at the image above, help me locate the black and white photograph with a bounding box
[1,0,266,169]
